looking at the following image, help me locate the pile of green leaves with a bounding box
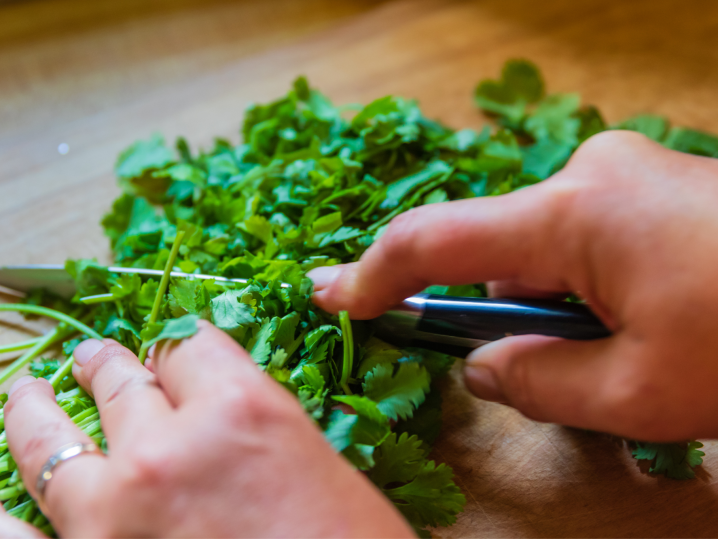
[1,60,715,536]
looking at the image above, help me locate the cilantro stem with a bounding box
[138,230,185,364]
[0,337,43,355]
[0,484,26,501]
[49,355,75,391]
[0,305,101,387]
[338,311,354,395]
[79,293,115,305]
[0,326,65,387]
[56,386,83,401]
[0,304,102,340]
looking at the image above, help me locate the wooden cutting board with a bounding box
[2,0,718,535]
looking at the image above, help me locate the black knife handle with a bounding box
[371,294,611,357]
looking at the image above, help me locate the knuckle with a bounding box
[576,129,653,160]
[542,179,586,216]
[215,383,300,432]
[84,344,132,378]
[568,130,663,181]
[379,207,425,263]
[104,377,159,409]
[5,381,52,415]
[121,444,177,492]
[539,174,605,248]
[600,374,676,440]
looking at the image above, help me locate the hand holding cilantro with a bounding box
[310,130,718,442]
[3,322,413,538]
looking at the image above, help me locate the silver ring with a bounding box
[36,442,103,507]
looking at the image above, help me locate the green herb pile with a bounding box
[0,60,715,536]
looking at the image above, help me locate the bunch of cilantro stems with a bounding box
[0,60,714,536]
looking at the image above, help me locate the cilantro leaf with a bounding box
[210,289,257,338]
[474,59,544,124]
[29,359,61,380]
[664,127,718,157]
[115,134,176,202]
[394,387,444,449]
[325,395,390,451]
[370,432,426,488]
[363,363,430,421]
[141,314,200,349]
[632,441,705,479]
[614,114,669,142]
[169,279,211,319]
[384,461,466,530]
[524,93,582,145]
[380,161,452,210]
[249,317,280,364]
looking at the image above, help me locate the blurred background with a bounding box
[3,0,718,536]
[4,0,718,146]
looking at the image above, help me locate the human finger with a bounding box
[0,505,48,538]
[463,334,690,441]
[151,320,270,406]
[310,182,584,319]
[5,377,106,521]
[486,279,570,300]
[71,339,172,448]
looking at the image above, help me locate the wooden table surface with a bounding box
[3,0,718,536]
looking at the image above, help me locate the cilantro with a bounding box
[475,59,544,125]
[363,363,430,421]
[614,114,669,142]
[370,432,426,488]
[249,317,280,364]
[210,288,257,336]
[384,460,466,531]
[325,395,391,470]
[371,433,466,534]
[115,134,176,202]
[29,358,61,379]
[632,441,705,480]
[141,314,200,350]
[394,387,444,450]
[338,311,354,394]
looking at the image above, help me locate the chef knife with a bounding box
[0,265,610,357]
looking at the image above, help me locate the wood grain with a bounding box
[2,0,718,536]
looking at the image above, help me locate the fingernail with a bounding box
[464,363,507,403]
[307,265,343,292]
[147,343,157,360]
[73,339,106,366]
[9,376,37,397]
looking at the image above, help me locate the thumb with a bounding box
[463,334,634,435]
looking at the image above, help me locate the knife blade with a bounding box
[0,264,284,299]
